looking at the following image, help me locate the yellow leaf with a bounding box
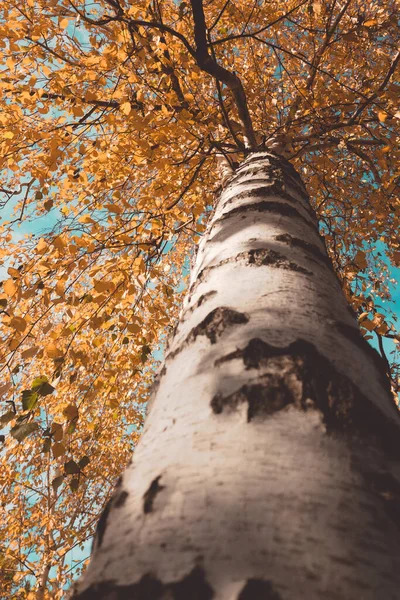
[10,316,27,333]
[376,323,389,335]
[7,267,21,278]
[92,336,103,347]
[120,101,132,115]
[78,214,95,224]
[36,238,48,254]
[362,319,375,331]
[21,346,39,359]
[313,1,322,16]
[0,382,12,396]
[51,422,63,441]
[60,18,69,28]
[105,203,123,214]
[94,280,115,293]
[3,279,16,296]
[353,250,367,269]
[55,280,65,296]
[53,236,66,250]
[9,338,19,351]
[45,343,63,358]
[63,404,78,420]
[52,442,66,459]
[378,111,387,123]
[3,131,14,139]
[134,256,145,273]
[343,32,357,42]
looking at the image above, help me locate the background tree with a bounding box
[0,0,399,597]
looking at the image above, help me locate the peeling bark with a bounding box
[70,152,400,600]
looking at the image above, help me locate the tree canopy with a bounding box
[0,0,399,596]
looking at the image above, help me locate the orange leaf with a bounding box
[10,316,27,333]
[120,101,132,115]
[51,422,63,442]
[21,346,39,359]
[63,404,79,420]
[45,343,63,359]
[52,442,66,459]
[55,280,65,296]
[378,111,387,123]
[36,238,49,254]
[3,279,16,296]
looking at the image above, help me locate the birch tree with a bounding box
[0,0,399,597]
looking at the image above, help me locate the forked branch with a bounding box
[189,0,257,150]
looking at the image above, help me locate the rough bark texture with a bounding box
[70,152,400,600]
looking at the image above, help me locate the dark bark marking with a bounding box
[275,233,332,269]
[169,565,214,600]
[70,566,214,600]
[215,337,283,368]
[232,153,308,201]
[186,290,218,316]
[71,573,163,600]
[194,248,313,290]
[92,497,112,551]
[147,363,168,415]
[211,380,293,422]
[211,337,399,455]
[114,490,129,508]
[225,183,308,210]
[238,578,282,600]
[191,307,249,345]
[215,199,316,231]
[247,248,313,275]
[92,482,130,552]
[143,475,165,514]
[197,290,217,306]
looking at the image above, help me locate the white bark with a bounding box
[70,152,400,600]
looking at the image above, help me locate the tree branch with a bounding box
[211,0,309,45]
[189,0,257,149]
[286,0,352,124]
[348,50,400,124]
[346,142,381,183]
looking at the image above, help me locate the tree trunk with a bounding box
[70,151,400,600]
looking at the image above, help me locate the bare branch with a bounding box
[349,50,400,124]
[346,142,381,183]
[286,0,352,124]
[211,0,309,45]
[189,0,257,149]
